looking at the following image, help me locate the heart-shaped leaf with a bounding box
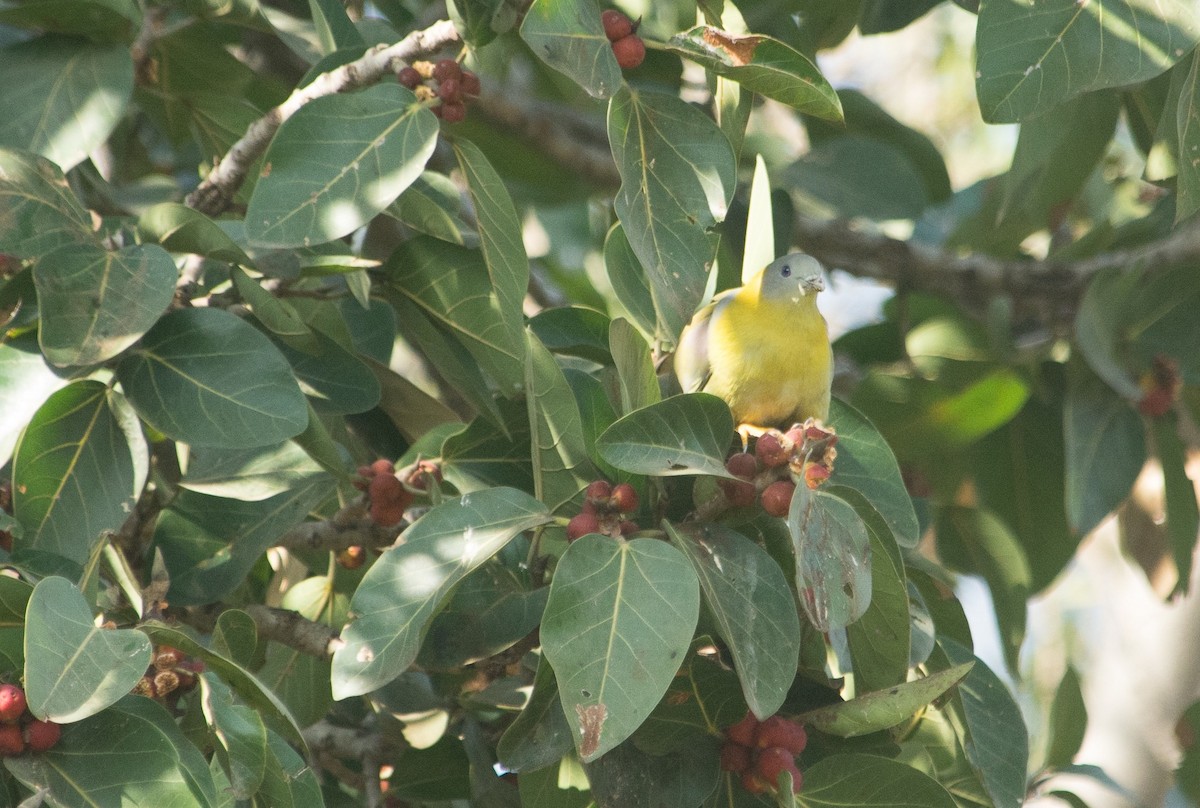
[520,0,621,99]
[975,0,1198,123]
[24,576,153,722]
[246,83,437,248]
[332,487,551,699]
[0,38,133,171]
[12,381,146,564]
[34,243,178,367]
[596,393,736,478]
[116,307,309,449]
[541,534,699,761]
[5,696,217,807]
[0,148,94,260]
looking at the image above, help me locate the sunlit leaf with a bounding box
[800,662,973,737]
[520,0,621,99]
[788,484,872,632]
[331,488,550,698]
[0,148,94,260]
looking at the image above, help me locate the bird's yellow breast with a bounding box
[705,290,832,427]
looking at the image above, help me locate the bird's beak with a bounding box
[800,274,825,294]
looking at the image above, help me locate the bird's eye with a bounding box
[780,265,791,277]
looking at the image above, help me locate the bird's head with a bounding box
[757,253,825,304]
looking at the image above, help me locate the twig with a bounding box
[185,19,460,215]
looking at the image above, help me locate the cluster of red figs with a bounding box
[1137,354,1181,418]
[602,9,646,70]
[721,711,807,794]
[131,645,204,707]
[397,58,480,123]
[353,459,413,527]
[0,684,60,756]
[720,420,838,516]
[566,480,640,541]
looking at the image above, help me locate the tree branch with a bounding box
[274,500,405,552]
[243,604,342,658]
[790,215,1200,314]
[185,19,460,216]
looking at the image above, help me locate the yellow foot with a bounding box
[735,423,772,452]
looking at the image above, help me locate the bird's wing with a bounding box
[674,290,734,393]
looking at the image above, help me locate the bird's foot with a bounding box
[735,423,772,452]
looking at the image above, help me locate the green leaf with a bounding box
[418,562,548,670]
[0,336,70,467]
[518,762,596,808]
[388,237,526,395]
[609,317,660,415]
[786,135,930,221]
[452,139,529,345]
[1075,268,1143,400]
[34,243,177,367]
[543,535,699,761]
[520,0,622,99]
[975,0,1199,122]
[609,87,736,339]
[0,36,133,170]
[5,696,217,807]
[307,0,363,54]
[742,155,775,283]
[0,0,141,41]
[936,506,1030,670]
[180,440,327,501]
[828,398,920,548]
[440,404,534,493]
[1064,364,1146,535]
[800,662,974,738]
[139,203,253,265]
[667,522,799,720]
[200,675,268,799]
[941,638,1029,808]
[530,306,612,364]
[1151,413,1200,594]
[596,394,736,478]
[154,478,333,606]
[0,578,32,628]
[0,148,94,259]
[138,621,307,749]
[1177,49,1200,221]
[24,576,153,722]
[973,388,1076,593]
[1044,665,1086,769]
[259,728,322,806]
[997,91,1120,236]
[585,737,722,808]
[859,0,941,33]
[843,490,910,692]
[795,753,956,807]
[497,655,574,772]
[788,485,872,632]
[12,381,145,564]
[603,223,658,339]
[245,83,438,248]
[387,171,478,246]
[116,307,309,449]
[274,329,381,414]
[665,27,842,121]
[332,488,550,698]
[526,331,596,513]
[633,654,746,754]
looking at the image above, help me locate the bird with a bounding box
[674,252,833,442]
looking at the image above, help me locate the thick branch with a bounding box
[274,500,404,552]
[791,216,1200,313]
[185,19,460,215]
[243,604,342,658]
